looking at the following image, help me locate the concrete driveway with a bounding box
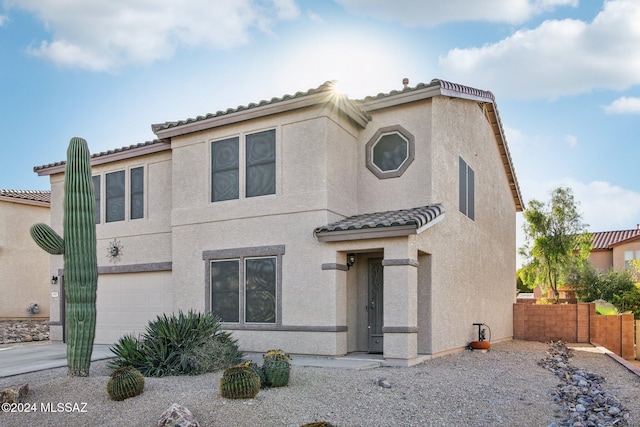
[0,342,115,378]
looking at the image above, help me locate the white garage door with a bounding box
[94,271,174,345]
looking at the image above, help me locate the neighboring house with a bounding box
[589,226,640,273]
[528,226,640,302]
[34,79,523,365]
[0,189,51,320]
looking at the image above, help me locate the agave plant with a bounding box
[109,310,242,376]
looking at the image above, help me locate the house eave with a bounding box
[153,90,369,139]
[315,225,419,242]
[0,195,49,207]
[315,215,443,243]
[34,140,171,176]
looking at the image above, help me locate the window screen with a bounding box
[246,130,276,197]
[245,257,276,323]
[130,167,144,219]
[106,171,125,222]
[210,260,240,322]
[211,137,240,202]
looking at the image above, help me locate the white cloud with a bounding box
[307,10,324,24]
[439,0,640,99]
[564,135,577,148]
[334,0,577,27]
[0,15,7,26]
[521,177,640,232]
[5,0,300,71]
[603,97,640,114]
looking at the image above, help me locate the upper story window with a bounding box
[459,157,475,220]
[365,125,415,179]
[624,250,640,270]
[211,129,276,202]
[93,166,145,224]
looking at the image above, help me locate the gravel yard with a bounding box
[1,340,639,427]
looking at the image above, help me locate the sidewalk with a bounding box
[0,342,115,378]
[0,343,383,378]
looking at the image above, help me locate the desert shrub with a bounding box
[108,310,242,376]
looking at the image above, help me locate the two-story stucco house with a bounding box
[0,189,51,320]
[589,226,640,273]
[34,79,523,366]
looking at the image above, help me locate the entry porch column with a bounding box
[382,246,419,366]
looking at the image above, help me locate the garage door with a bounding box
[94,271,174,345]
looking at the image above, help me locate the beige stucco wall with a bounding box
[0,198,51,319]
[612,240,640,272]
[424,96,517,354]
[589,250,613,272]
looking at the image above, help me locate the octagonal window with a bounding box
[365,125,415,179]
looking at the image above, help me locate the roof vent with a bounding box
[402,78,409,89]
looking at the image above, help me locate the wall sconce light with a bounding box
[51,275,58,285]
[346,253,356,270]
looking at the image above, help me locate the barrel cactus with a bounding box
[263,349,291,387]
[219,362,261,399]
[106,366,145,401]
[30,137,98,377]
[246,360,268,388]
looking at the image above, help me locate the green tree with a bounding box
[571,265,640,318]
[519,187,592,303]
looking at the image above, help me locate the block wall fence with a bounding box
[513,303,635,360]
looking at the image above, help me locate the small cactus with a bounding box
[246,361,269,388]
[263,349,291,387]
[106,366,145,401]
[219,362,261,399]
[263,349,290,363]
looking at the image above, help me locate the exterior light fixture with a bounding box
[346,253,356,270]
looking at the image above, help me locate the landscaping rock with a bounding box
[0,383,29,404]
[157,403,200,427]
[540,341,630,426]
[373,377,391,388]
[0,320,49,345]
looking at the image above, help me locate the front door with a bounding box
[368,258,384,353]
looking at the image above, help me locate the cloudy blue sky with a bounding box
[1,0,639,247]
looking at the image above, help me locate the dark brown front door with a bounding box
[368,258,383,353]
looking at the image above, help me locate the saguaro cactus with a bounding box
[30,137,98,377]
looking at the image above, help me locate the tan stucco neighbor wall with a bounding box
[589,250,613,273]
[0,198,51,319]
[612,240,640,271]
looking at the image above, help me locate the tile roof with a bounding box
[152,79,493,134]
[358,78,495,103]
[314,204,444,240]
[0,189,50,204]
[33,139,169,174]
[151,81,349,133]
[591,229,640,250]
